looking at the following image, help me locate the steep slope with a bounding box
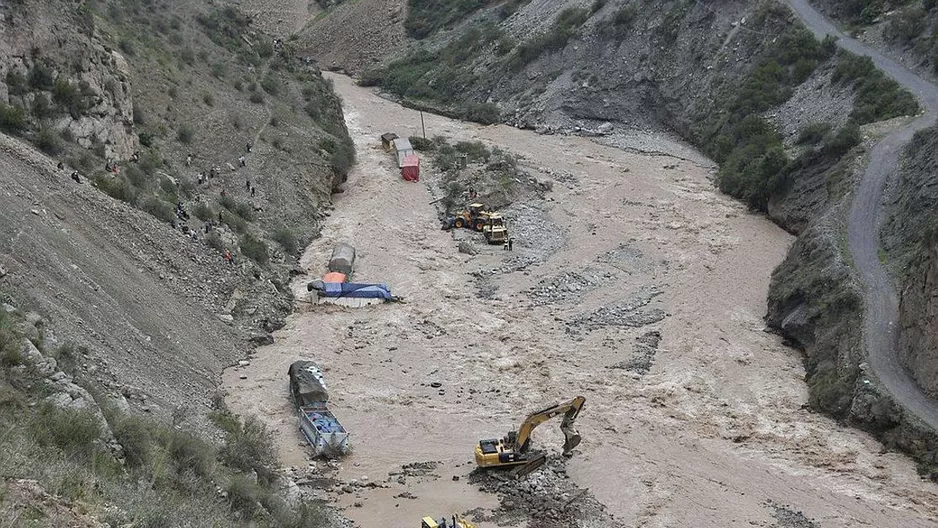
[0,0,353,412]
[0,0,355,523]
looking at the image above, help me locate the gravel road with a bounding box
[786,0,938,429]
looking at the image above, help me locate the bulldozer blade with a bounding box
[512,453,547,479]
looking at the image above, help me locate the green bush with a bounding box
[219,196,255,221]
[824,121,861,156]
[0,103,26,133]
[249,91,264,104]
[95,175,137,204]
[6,71,27,96]
[462,102,500,125]
[30,404,102,455]
[239,234,269,264]
[220,210,247,233]
[454,140,490,162]
[0,311,22,367]
[220,416,278,484]
[208,410,241,434]
[50,343,80,375]
[510,7,589,69]
[261,75,279,95]
[833,52,920,124]
[165,429,215,477]
[796,122,832,145]
[36,127,62,154]
[409,136,435,151]
[211,62,227,78]
[272,227,298,254]
[141,196,176,224]
[27,63,55,90]
[601,5,636,37]
[329,137,355,178]
[125,165,148,188]
[206,231,225,251]
[227,474,262,517]
[405,0,497,39]
[193,202,214,221]
[176,124,195,144]
[52,79,87,119]
[31,92,54,118]
[716,116,790,210]
[112,415,153,468]
[884,7,927,43]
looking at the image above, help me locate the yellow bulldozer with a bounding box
[442,203,509,245]
[475,396,585,478]
[421,514,478,528]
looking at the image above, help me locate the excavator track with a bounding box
[511,453,547,479]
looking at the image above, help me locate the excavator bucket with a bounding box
[561,425,581,456]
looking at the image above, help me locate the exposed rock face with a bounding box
[0,1,136,159]
[898,247,938,397]
[884,128,938,398]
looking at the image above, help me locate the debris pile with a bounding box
[608,330,662,375]
[469,458,616,527]
[528,269,607,305]
[567,287,667,335]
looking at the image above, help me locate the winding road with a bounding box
[785,0,938,428]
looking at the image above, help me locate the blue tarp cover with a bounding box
[310,280,394,300]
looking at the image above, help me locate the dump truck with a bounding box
[288,361,350,458]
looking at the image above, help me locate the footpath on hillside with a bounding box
[222,73,938,527]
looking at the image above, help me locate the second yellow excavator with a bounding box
[474,396,585,478]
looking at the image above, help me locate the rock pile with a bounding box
[469,458,616,527]
[528,269,607,305]
[567,287,667,335]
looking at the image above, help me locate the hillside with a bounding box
[0,0,352,524]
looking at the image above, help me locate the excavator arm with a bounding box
[514,395,585,455]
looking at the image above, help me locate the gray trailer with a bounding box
[328,244,356,275]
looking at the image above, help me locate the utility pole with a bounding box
[420,110,426,139]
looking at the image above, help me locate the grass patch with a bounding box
[239,234,269,264]
[832,51,920,124]
[509,7,590,70]
[176,123,195,144]
[272,227,298,254]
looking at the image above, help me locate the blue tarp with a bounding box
[308,280,395,300]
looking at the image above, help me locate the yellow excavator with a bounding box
[420,515,478,528]
[475,396,585,478]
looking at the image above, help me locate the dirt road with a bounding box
[785,0,938,429]
[223,74,938,526]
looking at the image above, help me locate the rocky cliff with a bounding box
[0,0,135,158]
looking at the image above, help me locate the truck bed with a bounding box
[302,407,347,434]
